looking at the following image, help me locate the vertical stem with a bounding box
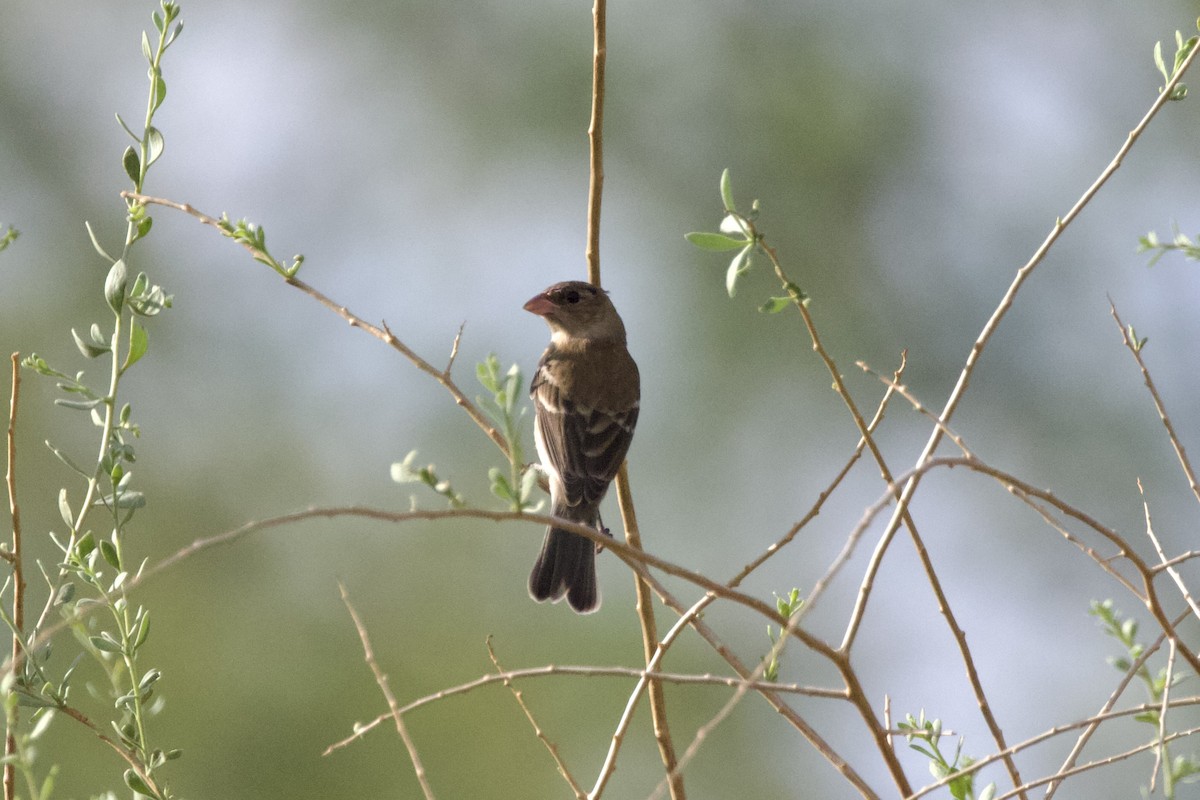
[585,2,682,795]
[586,0,606,287]
[5,354,25,800]
[615,464,684,799]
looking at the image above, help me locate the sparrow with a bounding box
[524,281,640,613]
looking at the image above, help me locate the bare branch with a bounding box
[5,354,24,800]
[339,582,436,799]
[1110,300,1200,503]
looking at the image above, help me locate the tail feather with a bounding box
[529,526,599,614]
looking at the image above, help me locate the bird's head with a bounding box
[524,281,626,344]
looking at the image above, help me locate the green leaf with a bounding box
[122,146,141,185]
[99,539,121,570]
[152,74,167,112]
[759,296,791,314]
[719,168,736,212]
[141,29,153,62]
[725,246,753,297]
[126,320,148,368]
[58,489,73,527]
[135,214,153,242]
[105,259,128,313]
[47,443,90,478]
[105,491,146,510]
[76,531,97,559]
[166,20,184,48]
[71,328,108,359]
[139,668,161,691]
[85,220,116,262]
[145,126,164,167]
[54,397,103,411]
[133,611,151,649]
[123,768,154,797]
[489,468,513,502]
[519,465,541,506]
[685,231,746,252]
[89,633,124,654]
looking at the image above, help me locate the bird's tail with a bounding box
[529,509,600,614]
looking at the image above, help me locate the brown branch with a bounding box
[325,660,844,757]
[609,462,683,799]
[1110,300,1200,504]
[54,702,164,799]
[844,14,1200,653]
[906,689,1200,799]
[582,1,681,793]
[118,192,513,464]
[1043,611,1182,799]
[1140,482,1200,621]
[486,638,587,799]
[835,44,1200,797]
[4,354,24,800]
[586,0,606,287]
[10,505,829,681]
[338,582,436,800]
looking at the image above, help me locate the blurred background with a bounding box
[3,1,1200,797]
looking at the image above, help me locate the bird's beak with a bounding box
[523,293,556,316]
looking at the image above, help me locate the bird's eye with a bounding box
[564,290,581,303]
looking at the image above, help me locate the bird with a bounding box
[524,280,640,613]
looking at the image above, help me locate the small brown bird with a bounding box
[524,281,640,613]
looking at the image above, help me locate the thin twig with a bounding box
[338,582,436,800]
[586,0,605,287]
[325,660,844,757]
[908,694,1200,799]
[4,354,24,800]
[994,724,1200,800]
[1138,478,1200,622]
[1043,610,1184,800]
[859,363,1142,595]
[119,192,513,463]
[602,462,683,800]
[643,364,905,800]
[763,241,1004,796]
[582,0,681,792]
[614,360,903,798]
[841,48,1200,797]
[486,638,587,799]
[844,31,1200,644]
[1150,637,1177,793]
[9,505,825,681]
[53,702,163,798]
[1110,299,1200,504]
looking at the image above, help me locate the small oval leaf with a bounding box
[126,321,148,368]
[123,768,154,797]
[99,539,121,570]
[89,634,123,654]
[145,127,164,167]
[105,259,128,313]
[685,231,746,252]
[58,488,73,527]
[720,168,735,212]
[122,146,140,184]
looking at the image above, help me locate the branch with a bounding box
[1110,299,1200,504]
[4,354,24,800]
[840,44,1200,797]
[338,582,435,799]
[325,661,843,756]
[486,638,586,799]
[119,192,513,463]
